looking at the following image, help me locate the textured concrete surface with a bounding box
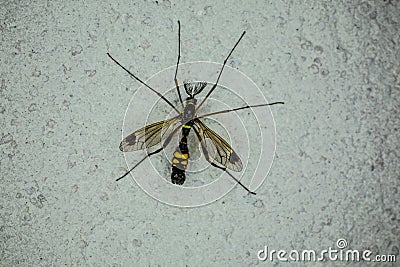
[1,0,399,266]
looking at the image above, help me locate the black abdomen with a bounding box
[171,122,192,185]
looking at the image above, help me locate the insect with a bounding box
[108,21,284,195]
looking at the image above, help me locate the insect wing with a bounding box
[120,116,180,152]
[194,119,243,172]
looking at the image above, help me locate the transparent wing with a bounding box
[193,118,243,172]
[120,116,180,152]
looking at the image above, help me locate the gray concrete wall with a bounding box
[1,0,398,266]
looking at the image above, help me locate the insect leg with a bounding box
[117,125,181,181]
[192,127,256,195]
[174,20,184,108]
[195,31,246,113]
[196,102,285,119]
[107,53,180,114]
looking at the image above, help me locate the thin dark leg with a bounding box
[195,31,246,113]
[196,102,285,119]
[192,127,256,195]
[209,162,256,195]
[116,147,163,181]
[107,53,180,114]
[117,125,181,181]
[174,20,184,108]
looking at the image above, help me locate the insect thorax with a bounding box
[183,98,197,123]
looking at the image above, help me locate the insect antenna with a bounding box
[195,31,246,113]
[107,53,180,114]
[183,81,194,98]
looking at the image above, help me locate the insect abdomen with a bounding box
[171,124,191,185]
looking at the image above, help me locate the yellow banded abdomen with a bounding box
[172,151,189,169]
